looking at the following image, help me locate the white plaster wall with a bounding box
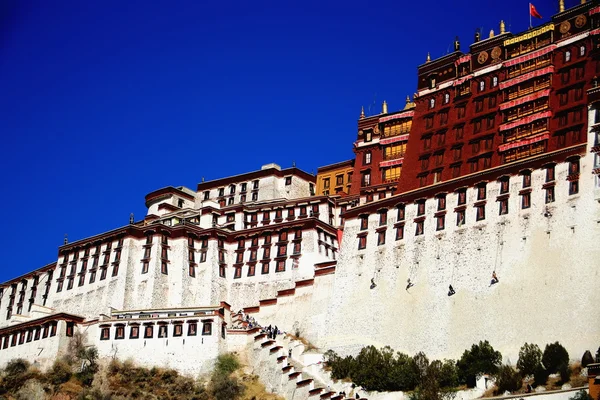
[320,155,600,363]
[0,321,72,371]
[88,321,222,376]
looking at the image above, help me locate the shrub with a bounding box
[439,360,459,389]
[457,341,502,387]
[210,371,244,400]
[569,389,592,400]
[47,360,72,386]
[533,364,549,387]
[582,351,594,368]
[494,365,522,394]
[517,343,542,376]
[4,358,30,376]
[542,342,569,374]
[215,353,240,375]
[324,350,356,381]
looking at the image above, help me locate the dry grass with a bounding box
[239,374,284,400]
[285,333,318,352]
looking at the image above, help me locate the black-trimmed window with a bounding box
[161,261,168,275]
[457,189,466,205]
[569,180,579,195]
[100,327,110,340]
[417,201,425,216]
[144,325,154,338]
[275,260,286,272]
[477,184,486,200]
[65,322,74,337]
[499,177,509,194]
[293,242,301,254]
[436,215,445,231]
[546,166,555,182]
[173,323,183,337]
[188,322,197,336]
[379,211,387,226]
[395,225,404,240]
[476,205,486,221]
[415,221,424,236]
[456,210,466,226]
[248,264,256,276]
[261,262,270,274]
[234,267,242,279]
[358,236,367,249]
[115,325,125,340]
[158,325,168,338]
[360,216,368,230]
[437,195,446,211]
[545,187,555,203]
[397,205,405,221]
[377,231,386,246]
[499,199,509,215]
[521,192,531,209]
[130,325,139,339]
[202,322,212,335]
[522,172,531,188]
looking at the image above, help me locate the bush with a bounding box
[4,358,30,376]
[210,371,244,400]
[47,360,72,386]
[457,341,502,387]
[533,364,549,387]
[324,350,356,381]
[582,351,594,368]
[439,360,459,389]
[517,343,542,376]
[494,365,522,394]
[214,353,240,375]
[542,342,569,374]
[1,358,33,393]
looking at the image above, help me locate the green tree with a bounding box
[569,389,592,400]
[494,365,522,394]
[457,341,502,387]
[542,342,569,374]
[582,351,594,368]
[517,343,542,376]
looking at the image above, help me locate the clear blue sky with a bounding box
[0,0,558,282]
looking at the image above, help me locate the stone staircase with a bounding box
[249,332,367,400]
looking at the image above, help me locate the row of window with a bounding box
[0,321,74,350]
[220,258,294,278]
[360,161,579,231]
[205,181,260,200]
[100,321,214,340]
[242,205,321,225]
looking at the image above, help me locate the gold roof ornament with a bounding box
[382,100,388,114]
[489,29,495,38]
[559,0,565,12]
[404,95,416,110]
[360,106,365,119]
[426,52,431,63]
[582,0,587,4]
[500,20,506,34]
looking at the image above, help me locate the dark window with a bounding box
[188,322,197,336]
[545,187,555,203]
[417,201,425,216]
[457,190,466,205]
[397,205,405,221]
[436,215,445,231]
[285,176,292,185]
[130,326,139,339]
[522,172,531,188]
[173,324,183,337]
[395,225,404,240]
[477,184,486,200]
[500,178,509,194]
[358,236,367,250]
[100,327,110,340]
[202,322,212,335]
[437,195,446,210]
[275,260,286,272]
[499,199,509,215]
[521,192,531,209]
[234,267,242,279]
[144,325,154,338]
[546,166,555,182]
[415,221,424,236]
[360,216,368,230]
[115,325,125,340]
[377,231,386,246]
[379,211,387,226]
[569,180,579,195]
[363,151,372,165]
[476,205,486,221]
[261,262,270,274]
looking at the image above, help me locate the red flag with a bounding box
[530,3,542,19]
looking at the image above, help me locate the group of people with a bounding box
[263,324,280,339]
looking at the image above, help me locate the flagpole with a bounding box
[529,3,532,29]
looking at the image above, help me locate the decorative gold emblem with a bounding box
[560,21,571,34]
[575,14,587,28]
[477,51,489,64]
[491,47,502,60]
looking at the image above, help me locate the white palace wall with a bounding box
[319,152,600,363]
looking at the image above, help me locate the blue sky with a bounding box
[0,0,558,282]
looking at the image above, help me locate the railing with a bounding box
[505,103,549,122]
[507,58,551,79]
[383,151,406,160]
[381,127,411,138]
[504,125,548,142]
[508,38,552,58]
[507,80,551,100]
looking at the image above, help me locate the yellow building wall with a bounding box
[316,163,354,196]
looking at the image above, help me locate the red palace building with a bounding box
[347,0,599,199]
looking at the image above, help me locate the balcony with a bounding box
[507,58,551,79]
[505,103,549,122]
[507,80,551,100]
[381,127,411,139]
[383,151,406,161]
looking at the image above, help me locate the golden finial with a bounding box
[559,0,565,12]
[500,20,506,34]
[382,101,388,114]
[489,29,495,38]
[360,106,365,119]
[582,0,587,4]
[406,95,411,104]
[426,52,431,63]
